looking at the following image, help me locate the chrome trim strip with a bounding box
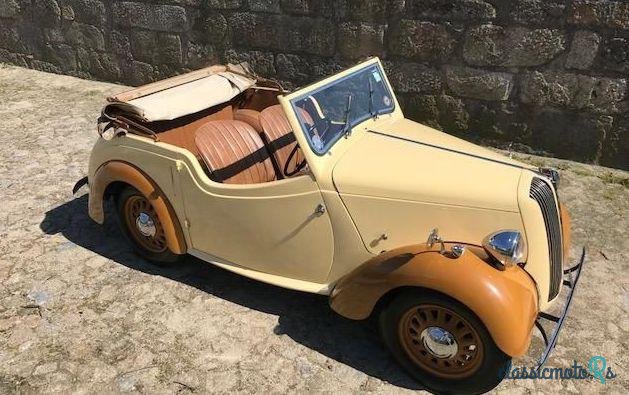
[368,130,528,170]
[530,177,563,300]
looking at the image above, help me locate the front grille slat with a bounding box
[530,178,563,301]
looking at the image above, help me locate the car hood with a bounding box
[333,118,530,212]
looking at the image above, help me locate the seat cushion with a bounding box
[259,105,306,176]
[195,120,276,184]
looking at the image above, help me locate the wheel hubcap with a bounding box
[123,195,167,253]
[420,326,458,359]
[398,304,484,379]
[136,212,156,237]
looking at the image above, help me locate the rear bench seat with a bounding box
[195,120,277,184]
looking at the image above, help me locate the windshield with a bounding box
[290,64,395,155]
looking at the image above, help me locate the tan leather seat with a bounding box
[259,105,306,177]
[155,105,233,157]
[195,120,276,184]
[234,109,263,133]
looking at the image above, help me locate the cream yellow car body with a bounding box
[87,58,569,362]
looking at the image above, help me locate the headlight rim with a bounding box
[482,229,527,269]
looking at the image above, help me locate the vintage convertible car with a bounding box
[80,58,584,393]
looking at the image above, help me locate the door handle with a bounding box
[314,203,326,216]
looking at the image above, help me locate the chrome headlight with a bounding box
[482,230,527,268]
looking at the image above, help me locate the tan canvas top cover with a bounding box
[104,64,256,122]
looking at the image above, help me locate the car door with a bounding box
[179,169,334,284]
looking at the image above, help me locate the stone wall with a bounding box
[1,0,627,169]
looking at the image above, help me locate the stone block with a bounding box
[223,49,276,76]
[600,115,628,170]
[530,109,612,163]
[566,30,600,70]
[42,43,77,72]
[403,94,470,133]
[205,0,243,9]
[113,2,188,32]
[600,37,629,73]
[275,52,342,84]
[520,71,627,114]
[0,48,28,67]
[67,0,106,26]
[64,23,105,51]
[127,60,155,86]
[388,20,454,62]
[444,66,513,101]
[185,42,218,69]
[249,0,280,13]
[280,0,312,15]
[510,0,565,24]
[84,51,121,80]
[338,22,384,59]
[228,12,335,56]
[203,12,228,44]
[408,0,496,20]
[464,25,566,67]
[569,1,629,30]
[129,30,157,62]
[158,34,183,66]
[0,0,20,18]
[384,62,442,93]
[109,30,131,56]
[33,0,61,27]
[0,23,20,50]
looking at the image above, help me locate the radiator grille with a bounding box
[530,177,563,301]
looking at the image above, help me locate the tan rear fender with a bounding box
[88,161,187,255]
[329,243,539,357]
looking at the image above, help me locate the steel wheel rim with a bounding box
[123,195,167,253]
[398,304,484,379]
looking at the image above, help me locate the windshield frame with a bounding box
[288,63,396,156]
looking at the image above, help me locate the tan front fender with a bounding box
[88,161,187,255]
[329,244,539,357]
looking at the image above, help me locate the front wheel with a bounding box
[380,290,511,394]
[116,186,182,264]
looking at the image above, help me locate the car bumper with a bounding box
[534,247,586,369]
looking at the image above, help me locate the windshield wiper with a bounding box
[341,93,353,137]
[368,78,376,119]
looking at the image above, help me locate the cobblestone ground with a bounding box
[0,64,627,394]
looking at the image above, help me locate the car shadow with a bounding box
[40,195,424,391]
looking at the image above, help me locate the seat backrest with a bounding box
[195,120,276,184]
[259,105,304,176]
[233,108,263,133]
[155,105,233,157]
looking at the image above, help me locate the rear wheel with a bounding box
[116,186,181,264]
[380,290,511,394]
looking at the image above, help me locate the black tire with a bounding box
[116,186,182,265]
[379,290,511,394]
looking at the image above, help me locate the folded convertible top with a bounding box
[103,64,256,122]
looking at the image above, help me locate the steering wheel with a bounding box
[284,144,308,177]
[309,119,332,141]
